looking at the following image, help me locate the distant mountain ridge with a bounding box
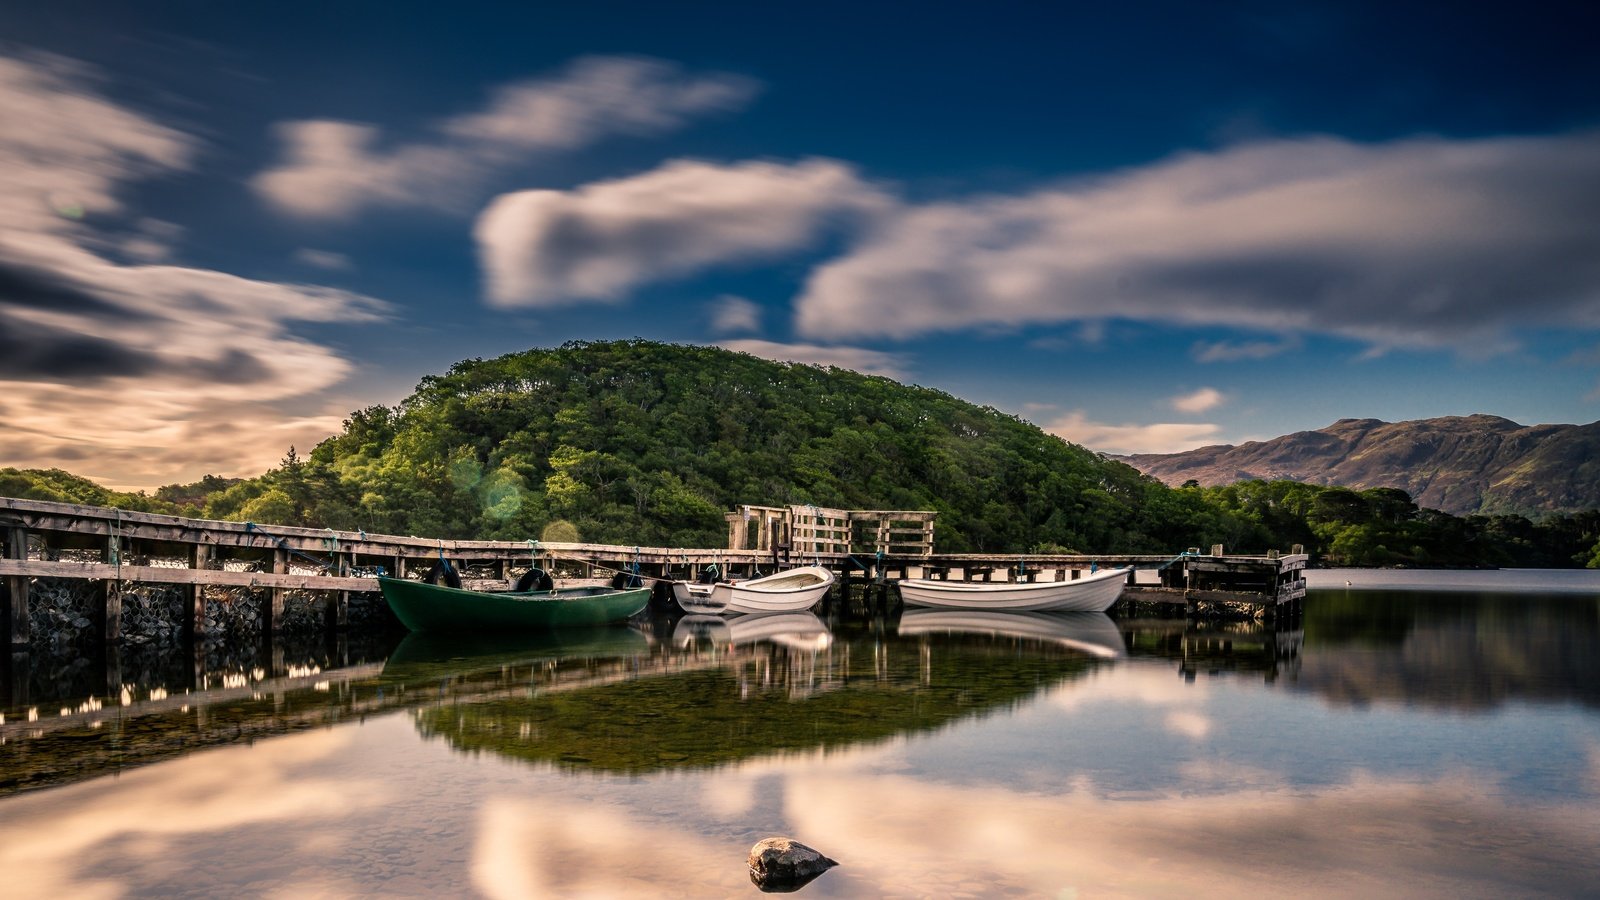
[1119,415,1600,516]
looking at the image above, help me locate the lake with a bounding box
[2,569,1598,897]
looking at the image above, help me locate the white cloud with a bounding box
[1191,336,1301,362]
[1044,411,1223,455]
[252,56,759,221]
[1165,710,1213,739]
[0,52,388,489]
[717,339,910,379]
[709,294,761,334]
[293,248,352,271]
[795,131,1600,353]
[1170,387,1225,413]
[476,158,891,307]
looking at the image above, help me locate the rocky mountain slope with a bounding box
[1119,415,1600,516]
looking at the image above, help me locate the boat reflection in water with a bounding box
[896,609,1126,659]
[382,627,652,674]
[671,611,833,652]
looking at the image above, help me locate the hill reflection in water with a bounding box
[408,610,1115,774]
[1294,588,1600,710]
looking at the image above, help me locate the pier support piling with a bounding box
[5,527,29,646]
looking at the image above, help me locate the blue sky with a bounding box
[4,0,1599,489]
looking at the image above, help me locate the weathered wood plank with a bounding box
[0,558,378,591]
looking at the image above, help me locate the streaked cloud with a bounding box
[253,56,759,222]
[0,728,387,899]
[708,294,761,335]
[1191,336,1301,362]
[1044,410,1223,454]
[796,131,1600,354]
[718,339,909,379]
[787,769,1600,897]
[476,158,890,307]
[293,248,352,271]
[1170,387,1225,413]
[0,52,387,489]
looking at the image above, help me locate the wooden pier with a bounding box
[1,497,1307,647]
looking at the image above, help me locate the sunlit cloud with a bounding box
[476,158,890,307]
[0,52,388,489]
[471,797,751,898]
[0,729,385,899]
[1044,410,1224,455]
[1048,665,1210,711]
[709,294,761,335]
[784,769,1600,897]
[718,339,910,379]
[1171,387,1226,413]
[796,131,1600,354]
[253,56,759,222]
[1164,710,1213,738]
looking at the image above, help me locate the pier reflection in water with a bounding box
[0,585,1598,896]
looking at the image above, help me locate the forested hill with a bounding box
[4,341,1598,566]
[214,340,1227,553]
[1120,415,1600,516]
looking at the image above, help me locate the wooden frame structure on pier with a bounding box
[724,505,936,559]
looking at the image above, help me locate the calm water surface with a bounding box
[2,570,1599,897]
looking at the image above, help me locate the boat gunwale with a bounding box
[897,566,1131,594]
[377,576,649,604]
[672,566,835,597]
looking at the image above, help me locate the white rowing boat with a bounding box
[671,565,836,614]
[896,566,1130,612]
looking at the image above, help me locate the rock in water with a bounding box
[747,837,837,892]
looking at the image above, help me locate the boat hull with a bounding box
[378,577,650,632]
[671,565,835,614]
[896,567,1130,612]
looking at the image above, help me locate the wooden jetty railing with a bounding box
[0,497,1308,646]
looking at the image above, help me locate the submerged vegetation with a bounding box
[6,340,1599,567]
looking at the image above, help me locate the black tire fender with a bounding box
[424,560,462,589]
[513,568,554,592]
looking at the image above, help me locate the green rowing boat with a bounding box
[377,576,651,632]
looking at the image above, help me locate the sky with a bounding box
[4,0,1600,491]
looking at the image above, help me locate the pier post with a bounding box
[5,648,26,707]
[4,527,28,646]
[188,544,210,639]
[102,582,123,644]
[329,590,349,631]
[95,527,123,644]
[266,548,288,634]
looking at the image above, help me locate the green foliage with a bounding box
[541,519,581,543]
[237,488,297,524]
[1195,479,1597,568]
[0,468,171,513]
[153,474,241,514]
